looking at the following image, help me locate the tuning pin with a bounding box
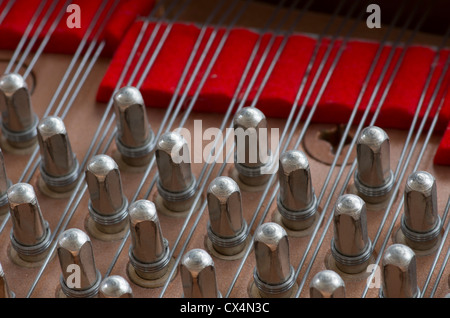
[0,73,38,149]
[206,176,248,256]
[233,107,273,187]
[57,228,102,298]
[353,126,394,207]
[401,171,442,251]
[180,249,220,298]
[155,131,197,213]
[0,263,14,298]
[85,155,129,235]
[128,200,171,281]
[309,270,345,298]
[7,183,51,263]
[253,222,296,298]
[0,148,11,217]
[277,150,318,231]
[113,86,155,166]
[331,194,372,274]
[99,275,133,298]
[37,116,80,193]
[380,244,420,298]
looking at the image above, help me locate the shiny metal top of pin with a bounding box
[180,248,219,298]
[333,194,370,255]
[7,182,36,205]
[405,171,435,195]
[155,131,195,196]
[58,228,91,252]
[381,244,420,298]
[402,171,440,246]
[278,149,316,213]
[356,126,392,188]
[114,86,145,109]
[99,275,133,298]
[114,86,154,162]
[0,73,37,147]
[86,154,119,178]
[279,150,309,173]
[335,194,365,218]
[57,228,101,297]
[37,115,66,138]
[37,116,79,191]
[233,107,267,130]
[310,270,345,298]
[128,199,158,222]
[0,73,26,95]
[207,176,240,202]
[181,248,214,272]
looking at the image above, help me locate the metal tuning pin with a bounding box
[128,199,171,281]
[0,263,14,298]
[37,116,80,193]
[113,86,155,166]
[57,228,102,298]
[0,73,38,149]
[85,154,129,235]
[7,183,51,263]
[0,148,11,217]
[401,171,442,251]
[233,107,273,187]
[331,194,372,274]
[309,270,345,298]
[253,222,296,298]
[380,244,420,298]
[99,275,133,298]
[353,126,394,207]
[206,176,248,257]
[155,131,197,213]
[180,248,220,298]
[277,150,318,231]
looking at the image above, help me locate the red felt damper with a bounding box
[97,21,450,164]
[0,0,154,57]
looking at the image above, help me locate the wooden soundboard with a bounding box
[0,0,448,300]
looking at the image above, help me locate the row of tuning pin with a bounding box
[0,75,446,298]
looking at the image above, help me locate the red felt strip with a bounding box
[435,122,450,165]
[0,0,154,57]
[97,21,450,164]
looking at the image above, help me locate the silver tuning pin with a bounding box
[380,244,420,298]
[353,126,394,207]
[277,150,318,231]
[206,176,248,256]
[37,116,80,193]
[85,154,129,235]
[0,263,14,298]
[233,107,273,187]
[0,148,11,217]
[155,131,197,213]
[99,275,133,298]
[57,228,102,298]
[180,248,220,298]
[113,86,155,166]
[252,222,296,298]
[331,194,372,274]
[128,200,171,282]
[7,183,51,263]
[401,171,442,251]
[309,270,345,298]
[0,73,38,149]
